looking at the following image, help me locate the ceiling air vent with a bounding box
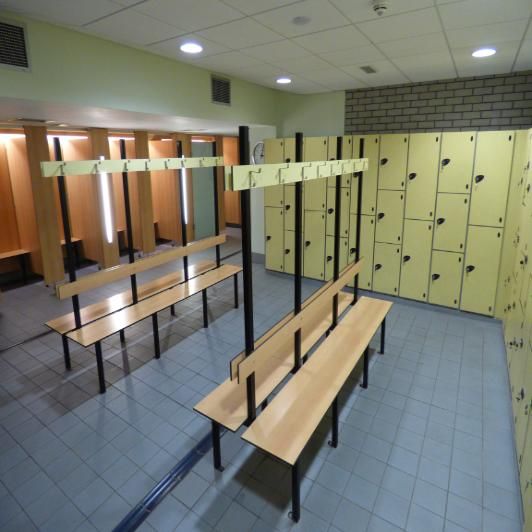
[360,65,376,74]
[0,20,29,69]
[211,76,231,106]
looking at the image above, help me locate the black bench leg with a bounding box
[290,460,300,523]
[261,398,268,411]
[212,421,224,471]
[152,313,160,359]
[95,341,106,394]
[361,347,369,389]
[233,273,239,309]
[19,254,27,285]
[119,330,126,344]
[170,304,176,317]
[202,289,208,328]
[328,396,338,448]
[380,318,386,354]
[74,243,80,269]
[62,335,71,371]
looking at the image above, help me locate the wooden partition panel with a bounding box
[222,136,240,226]
[0,143,20,253]
[24,126,64,284]
[173,133,195,243]
[108,138,127,233]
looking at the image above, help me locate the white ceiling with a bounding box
[1,0,531,94]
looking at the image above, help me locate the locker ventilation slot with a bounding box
[211,76,231,105]
[360,65,376,74]
[0,20,28,69]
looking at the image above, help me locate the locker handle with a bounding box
[377,213,385,220]
[374,264,382,271]
[326,256,333,262]
[474,174,485,184]
[266,235,271,241]
[441,158,450,167]
[432,274,440,281]
[466,265,475,273]
[437,218,445,225]
[327,208,334,214]
[380,158,388,166]
[285,204,291,211]
[305,240,311,247]
[350,247,356,254]
[403,255,411,263]
[408,173,417,180]
[285,249,290,254]
[516,388,525,401]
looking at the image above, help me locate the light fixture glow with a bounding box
[472,47,496,58]
[276,77,292,85]
[98,155,114,244]
[0,133,25,141]
[181,155,189,225]
[161,138,172,142]
[46,135,88,140]
[180,42,203,54]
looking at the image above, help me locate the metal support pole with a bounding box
[361,347,369,389]
[380,318,386,354]
[332,136,342,328]
[120,139,138,304]
[293,132,303,371]
[119,329,126,344]
[212,141,221,267]
[211,421,223,471]
[353,137,365,305]
[239,126,256,424]
[61,335,71,371]
[152,313,160,359]
[95,341,106,394]
[19,254,27,284]
[202,289,208,328]
[291,461,300,523]
[54,137,81,329]
[170,305,176,316]
[233,273,239,308]
[329,396,339,448]
[176,141,189,282]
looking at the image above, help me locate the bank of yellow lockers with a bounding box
[378,134,409,190]
[433,194,469,253]
[349,214,376,290]
[351,135,380,215]
[438,132,475,194]
[265,207,284,272]
[429,251,464,308]
[373,242,401,295]
[375,190,405,244]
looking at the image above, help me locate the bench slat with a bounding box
[241,296,392,465]
[67,264,241,347]
[0,249,29,260]
[194,292,352,431]
[46,260,216,334]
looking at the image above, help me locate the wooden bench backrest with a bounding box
[236,259,363,383]
[57,234,226,299]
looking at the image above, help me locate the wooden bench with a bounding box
[0,249,30,284]
[241,296,392,522]
[60,237,82,268]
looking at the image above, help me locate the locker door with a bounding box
[349,214,376,289]
[378,134,408,190]
[405,133,440,220]
[513,324,529,469]
[284,230,295,274]
[284,137,295,162]
[265,207,284,272]
[469,131,514,227]
[460,226,503,316]
[326,188,350,237]
[375,190,404,244]
[373,242,401,295]
[303,137,328,211]
[433,193,469,252]
[328,136,353,187]
[325,236,348,280]
[303,210,326,280]
[399,220,433,301]
[264,138,285,207]
[520,421,532,526]
[352,135,380,215]
[438,132,476,193]
[429,251,463,308]
[284,185,295,231]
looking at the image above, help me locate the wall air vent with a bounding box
[211,76,231,106]
[360,65,377,74]
[0,20,29,69]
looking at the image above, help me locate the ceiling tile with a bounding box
[356,7,442,43]
[452,41,521,76]
[330,0,434,23]
[0,0,121,26]
[393,51,456,81]
[445,20,529,48]
[269,54,333,73]
[150,33,229,59]
[302,67,367,90]
[198,18,282,49]
[342,60,410,86]
[192,51,263,71]
[243,39,310,61]
[134,0,243,33]
[514,40,532,71]
[319,44,385,67]
[85,9,183,46]
[379,33,449,59]
[220,0,300,16]
[252,0,350,37]
[293,24,371,53]
[438,0,532,30]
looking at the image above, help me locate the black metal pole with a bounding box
[293,132,303,371]
[176,141,189,281]
[353,137,365,304]
[54,137,81,329]
[212,141,221,267]
[120,139,138,304]
[332,136,342,328]
[329,396,339,448]
[291,461,300,523]
[239,126,256,424]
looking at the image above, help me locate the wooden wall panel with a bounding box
[221,136,240,226]
[0,143,20,252]
[108,139,126,232]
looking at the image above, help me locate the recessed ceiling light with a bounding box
[292,16,311,26]
[276,77,292,85]
[180,42,203,54]
[472,47,496,58]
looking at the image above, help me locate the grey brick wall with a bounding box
[345,70,532,134]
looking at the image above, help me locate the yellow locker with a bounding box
[327,136,352,187]
[438,132,476,193]
[283,230,295,275]
[460,226,503,316]
[284,137,295,162]
[513,317,529,471]
[284,185,295,231]
[433,194,469,252]
[264,138,285,207]
[349,214,375,289]
[469,131,514,227]
[429,251,463,308]
[351,135,380,215]
[520,420,532,532]
[375,190,404,244]
[303,210,326,280]
[378,134,408,190]
[326,188,350,237]
[373,242,401,295]
[304,136,328,211]
[404,133,440,220]
[264,207,284,272]
[325,236,348,280]
[399,220,433,302]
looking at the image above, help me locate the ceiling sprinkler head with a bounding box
[372,0,389,16]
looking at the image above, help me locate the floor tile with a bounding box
[373,488,410,529]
